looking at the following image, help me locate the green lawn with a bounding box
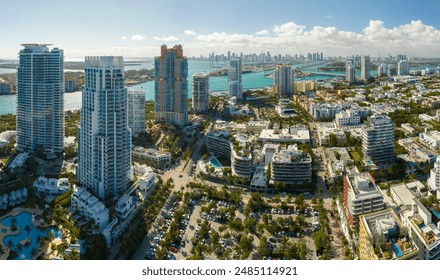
[0,157,9,164]
[350,151,361,162]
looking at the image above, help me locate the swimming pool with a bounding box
[210,157,222,169]
[392,243,403,258]
[1,211,62,260]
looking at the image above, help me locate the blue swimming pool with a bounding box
[1,211,62,259]
[210,157,222,169]
[392,243,403,258]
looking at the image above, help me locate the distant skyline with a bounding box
[1,0,440,58]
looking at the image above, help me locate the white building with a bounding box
[270,144,312,185]
[71,186,109,229]
[207,130,231,159]
[344,172,385,226]
[259,125,310,144]
[398,60,410,76]
[138,167,156,192]
[78,56,133,200]
[132,147,172,169]
[273,64,293,99]
[335,110,361,127]
[228,58,242,99]
[16,44,64,157]
[310,103,347,120]
[192,73,210,113]
[378,63,388,76]
[127,89,146,137]
[346,61,356,83]
[33,176,70,198]
[231,134,253,179]
[0,188,28,210]
[316,122,346,146]
[362,114,395,165]
[428,157,440,191]
[115,194,137,220]
[419,130,440,149]
[361,55,371,80]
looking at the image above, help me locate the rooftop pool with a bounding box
[1,211,62,259]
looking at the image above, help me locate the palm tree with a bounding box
[7,240,13,249]
[16,243,23,254]
[30,248,38,258]
[24,225,32,236]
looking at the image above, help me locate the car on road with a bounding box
[179,174,183,178]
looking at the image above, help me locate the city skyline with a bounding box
[1,0,440,58]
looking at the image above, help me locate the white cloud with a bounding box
[255,29,269,35]
[131,34,148,41]
[122,36,128,40]
[325,15,335,19]
[153,35,179,42]
[184,30,197,36]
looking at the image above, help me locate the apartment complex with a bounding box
[344,172,385,226]
[228,58,243,99]
[273,64,293,99]
[192,73,210,113]
[127,89,146,137]
[78,56,133,200]
[270,144,312,185]
[154,44,188,126]
[16,44,64,157]
[362,114,395,165]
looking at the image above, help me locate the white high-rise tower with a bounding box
[16,44,64,157]
[78,56,133,200]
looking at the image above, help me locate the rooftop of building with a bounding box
[346,172,380,196]
[272,145,311,164]
[361,208,418,260]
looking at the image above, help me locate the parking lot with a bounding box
[141,182,348,260]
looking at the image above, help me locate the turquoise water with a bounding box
[1,211,62,259]
[392,243,403,258]
[210,157,222,169]
[0,60,334,115]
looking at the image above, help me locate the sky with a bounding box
[1,0,440,58]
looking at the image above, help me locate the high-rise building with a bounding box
[228,58,242,99]
[78,56,133,200]
[127,89,146,137]
[343,172,385,227]
[273,64,293,99]
[16,44,64,157]
[192,73,210,113]
[154,44,188,126]
[346,61,356,83]
[397,60,409,76]
[378,64,388,76]
[361,55,371,81]
[362,114,395,165]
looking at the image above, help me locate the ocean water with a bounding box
[0,59,349,115]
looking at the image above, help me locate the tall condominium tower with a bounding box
[378,64,388,77]
[273,64,293,99]
[361,114,395,165]
[192,73,210,113]
[228,58,242,99]
[346,61,356,83]
[16,44,64,157]
[154,44,188,126]
[361,55,371,81]
[397,60,409,76]
[78,56,133,200]
[127,89,146,137]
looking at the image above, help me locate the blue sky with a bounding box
[1,0,440,58]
